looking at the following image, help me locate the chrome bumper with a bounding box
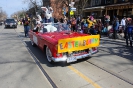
[52,50,98,62]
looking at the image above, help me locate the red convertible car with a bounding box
[29,23,100,63]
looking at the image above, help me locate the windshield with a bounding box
[40,23,71,33]
[6,19,15,23]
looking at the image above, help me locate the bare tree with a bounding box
[50,0,69,19]
[0,8,7,21]
[51,0,89,18]
[75,0,89,16]
[11,10,25,21]
[23,0,42,15]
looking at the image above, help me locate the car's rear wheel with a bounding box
[46,46,53,63]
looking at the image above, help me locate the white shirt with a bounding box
[121,19,126,26]
[37,15,42,22]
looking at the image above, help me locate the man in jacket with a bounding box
[125,23,133,47]
[121,17,126,38]
[22,14,30,37]
[113,18,119,39]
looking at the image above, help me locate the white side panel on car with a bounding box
[33,35,38,45]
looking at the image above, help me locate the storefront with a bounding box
[83,6,105,18]
[105,3,133,20]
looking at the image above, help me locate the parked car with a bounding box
[0,21,3,25]
[0,22,2,25]
[4,19,17,28]
[29,23,100,63]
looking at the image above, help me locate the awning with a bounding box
[105,2,130,7]
[83,6,105,12]
[106,3,133,10]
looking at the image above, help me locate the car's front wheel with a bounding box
[46,46,53,63]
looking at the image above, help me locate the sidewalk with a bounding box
[0,26,52,88]
[108,33,125,40]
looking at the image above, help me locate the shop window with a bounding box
[91,0,102,6]
[117,0,126,3]
[123,11,126,16]
[105,0,113,4]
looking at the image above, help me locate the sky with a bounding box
[0,0,42,17]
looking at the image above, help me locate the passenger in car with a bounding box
[33,15,42,32]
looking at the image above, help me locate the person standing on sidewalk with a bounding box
[71,17,77,32]
[121,17,126,38]
[97,19,102,37]
[113,18,119,39]
[125,22,133,47]
[22,14,30,37]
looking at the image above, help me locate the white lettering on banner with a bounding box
[33,35,38,45]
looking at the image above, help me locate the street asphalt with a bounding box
[0,25,133,88]
[0,25,52,88]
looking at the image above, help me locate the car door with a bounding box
[37,33,45,50]
[29,30,40,47]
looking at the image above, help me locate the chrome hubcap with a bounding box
[46,47,52,62]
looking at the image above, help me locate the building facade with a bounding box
[83,0,133,21]
[43,0,50,6]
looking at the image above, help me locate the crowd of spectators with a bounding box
[19,13,133,47]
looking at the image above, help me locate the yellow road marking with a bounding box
[68,66,102,88]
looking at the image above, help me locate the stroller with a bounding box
[108,25,124,39]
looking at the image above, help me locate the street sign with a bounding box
[70,11,74,15]
[62,7,66,16]
[71,8,76,11]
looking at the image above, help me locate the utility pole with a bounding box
[68,0,75,18]
[68,0,70,19]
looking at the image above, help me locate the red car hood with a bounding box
[41,31,89,45]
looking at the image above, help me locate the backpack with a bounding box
[102,27,108,33]
[83,20,88,27]
[84,23,88,27]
